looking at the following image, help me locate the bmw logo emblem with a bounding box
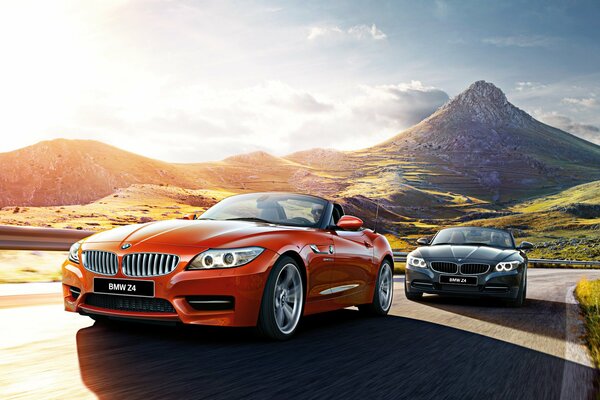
[121,243,132,250]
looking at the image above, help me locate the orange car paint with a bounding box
[62,218,393,327]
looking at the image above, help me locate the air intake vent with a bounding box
[85,294,176,313]
[122,253,179,277]
[82,251,118,276]
[460,263,490,275]
[431,262,458,274]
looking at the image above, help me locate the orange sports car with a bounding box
[62,192,394,339]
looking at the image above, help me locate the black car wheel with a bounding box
[404,277,423,301]
[257,256,305,340]
[507,272,527,307]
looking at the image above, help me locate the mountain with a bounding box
[1,81,599,216]
[0,140,337,207]
[370,80,600,201]
[0,139,201,207]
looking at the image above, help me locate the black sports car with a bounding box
[404,227,532,306]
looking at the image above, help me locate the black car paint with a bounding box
[405,230,528,301]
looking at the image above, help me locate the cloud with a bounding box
[433,0,450,19]
[67,80,447,162]
[307,24,387,41]
[562,97,597,108]
[351,81,449,127]
[347,24,387,40]
[482,35,555,48]
[307,26,343,40]
[515,81,547,92]
[534,111,600,145]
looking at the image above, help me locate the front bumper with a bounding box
[405,263,524,299]
[62,247,280,327]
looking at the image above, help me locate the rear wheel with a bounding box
[404,277,423,301]
[257,257,304,340]
[359,260,394,316]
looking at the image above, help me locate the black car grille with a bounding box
[85,294,176,313]
[460,263,490,275]
[431,262,458,274]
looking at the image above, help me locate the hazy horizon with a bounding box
[1,0,599,162]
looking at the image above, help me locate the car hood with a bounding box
[83,219,308,249]
[415,245,518,263]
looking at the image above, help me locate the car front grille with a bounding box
[460,263,490,275]
[84,293,176,313]
[122,253,179,277]
[431,262,458,274]
[82,251,119,276]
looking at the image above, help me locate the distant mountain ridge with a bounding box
[371,80,600,201]
[1,81,599,214]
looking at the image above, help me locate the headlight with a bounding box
[68,241,82,264]
[495,260,520,272]
[407,255,427,268]
[187,247,264,270]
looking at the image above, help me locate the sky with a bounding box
[0,0,599,162]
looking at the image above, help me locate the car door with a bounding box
[305,238,335,303]
[329,229,374,305]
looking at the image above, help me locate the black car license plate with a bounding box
[94,277,154,297]
[439,275,477,286]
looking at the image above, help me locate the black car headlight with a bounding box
[495,260,520,272]
[187,247,264,270]
[407,255,427,268]
[68,241,82,264]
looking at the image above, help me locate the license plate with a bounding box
[439,275,477,286]
[94,277,154,297]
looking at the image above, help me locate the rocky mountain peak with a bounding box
[433,80,531,128]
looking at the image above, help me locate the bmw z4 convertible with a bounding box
[62,192,395,339]
[404,227,532,306]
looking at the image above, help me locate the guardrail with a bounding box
[0,225,94,251]
[0,225,598,267]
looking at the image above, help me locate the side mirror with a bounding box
[337,215,363,230]
[518,241,533,250]
[182,214,196,220]
[416,237,430,246]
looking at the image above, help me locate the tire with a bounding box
[257,256,304,340]
[507,271,527,307]
[404,278,423,301]
[359,260,394,316]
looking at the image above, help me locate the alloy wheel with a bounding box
[273,263,303,334]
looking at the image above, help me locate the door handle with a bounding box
[364,241,373,248]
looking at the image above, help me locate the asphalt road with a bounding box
[1,269,599,400]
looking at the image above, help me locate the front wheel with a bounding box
[257,257,304,340]
[359,260,394,316]
[507,274,527,307]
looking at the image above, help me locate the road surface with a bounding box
[1,269,599,400]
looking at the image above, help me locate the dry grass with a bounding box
[575,278,600,369]
[0,250,67,283]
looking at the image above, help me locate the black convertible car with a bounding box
[404,227,532,306]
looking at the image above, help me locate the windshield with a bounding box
[198,193,327,228]
[430,227,515,249]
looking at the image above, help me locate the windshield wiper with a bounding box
[226,217,272,224]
